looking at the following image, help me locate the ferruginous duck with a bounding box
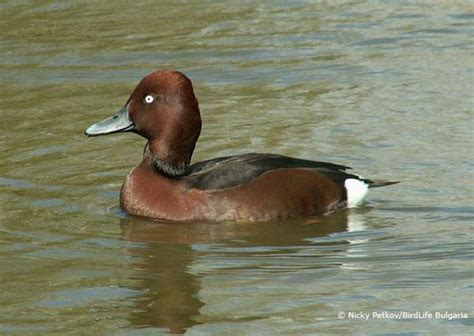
[85,70,398,221]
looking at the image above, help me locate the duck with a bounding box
[85,70,398,221]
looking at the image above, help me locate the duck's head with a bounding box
[85,70,202,176]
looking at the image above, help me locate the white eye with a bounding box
[144,95,154,104]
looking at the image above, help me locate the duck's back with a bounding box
[184,153,362,189]
[178,153,371,220]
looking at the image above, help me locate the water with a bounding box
[1,1,473,335]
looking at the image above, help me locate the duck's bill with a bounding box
[85,104,135,137]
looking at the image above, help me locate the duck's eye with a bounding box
[144,95,155,104]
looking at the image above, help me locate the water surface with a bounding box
[1,1,473,335]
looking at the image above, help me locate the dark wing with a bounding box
[184,153,366,190]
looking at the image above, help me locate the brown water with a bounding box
[1,1,473,335]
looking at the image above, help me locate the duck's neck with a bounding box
[142,141,192,177]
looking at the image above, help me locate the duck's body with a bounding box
[86,70,398,222]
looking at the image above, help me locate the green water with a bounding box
[1,1,473,335]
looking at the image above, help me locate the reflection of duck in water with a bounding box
[125,240,202,334]
[120,211,355,334]
[86,71,398,222]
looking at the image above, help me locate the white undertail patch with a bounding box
[344,179,369,208]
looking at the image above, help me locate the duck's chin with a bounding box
[153,158,188,178]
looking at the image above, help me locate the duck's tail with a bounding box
[367,179,400,188]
